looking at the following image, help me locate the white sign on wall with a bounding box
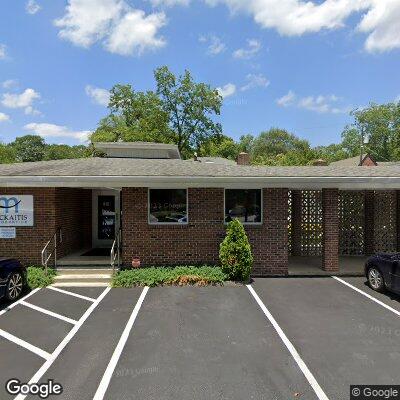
[0,227,16,238]
[0,195,34,226]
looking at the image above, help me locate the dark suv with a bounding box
[365,253,400,294]
[0,258,27,301]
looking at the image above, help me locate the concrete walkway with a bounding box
[289,256,367,276]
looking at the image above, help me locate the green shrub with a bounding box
[112,265,226,287]
[27,266,56,288]
[219,219,253,281]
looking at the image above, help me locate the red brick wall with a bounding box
[55,188,92,258]
[121,187,289,276]
[322,188,339,271]
[0,188,57,265]
[0,187,91,265]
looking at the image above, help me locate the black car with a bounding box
[365,253,400,294]
[0,258,26,301]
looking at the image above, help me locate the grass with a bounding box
[27,266,56,288]
[112,266,227,288]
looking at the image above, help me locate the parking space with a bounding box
[0,286,110,400]
[99,286,318,400]
[0,277,399,400]
[252,277,400,399]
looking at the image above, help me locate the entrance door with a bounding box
[92,189,120,248]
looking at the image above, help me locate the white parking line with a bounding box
[247,285,329,400]
[14,287,111,400]
[47,286,96,302]
[20,300,78,325]
[93,286,149,400]
[0,288,41,317]
[332,276,400,317]
[0,328,50,360]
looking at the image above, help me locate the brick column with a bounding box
[291,190,302,256]
[322,188,339,272]
[364,190,375,255]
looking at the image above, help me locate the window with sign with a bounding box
[224,189,262,224]
[149,189,188,224]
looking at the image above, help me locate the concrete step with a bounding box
[51,282,110,287]
[54,268,113,287]
[57,259,110,266]
[56,268,113,275]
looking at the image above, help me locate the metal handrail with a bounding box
[41,228,62,274]
[111,229,122,272]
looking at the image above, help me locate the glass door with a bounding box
[98,196,115,241]
[92,190,120,248]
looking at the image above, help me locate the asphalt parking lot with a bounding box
[0,277,399,400]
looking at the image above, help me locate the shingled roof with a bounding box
[0,157,400,189]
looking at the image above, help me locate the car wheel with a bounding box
[6,272,24,301]
[368,267,385,292]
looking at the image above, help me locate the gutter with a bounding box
[0,175,400,189]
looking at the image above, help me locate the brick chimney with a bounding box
[312,159,328,166]
[237,152,250,165]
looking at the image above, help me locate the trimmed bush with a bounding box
[27,266,56,288]
[112,265,226,287]
[219,219,253,281]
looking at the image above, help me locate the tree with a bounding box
[341,102,400,161]
[154,66,222,157]
[198,134,239,160]
[11,135,46,162]
[249,128,311,165]
[0,143,16,164]
[219,219,253,281]
[107,85,171,142]
[44,144,87,160]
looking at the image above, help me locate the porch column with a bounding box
[322,188,339,272]
[291,190,302,256]
[364,190,375,255]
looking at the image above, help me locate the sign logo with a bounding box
[0,195,34,226]
[0,197,21,213]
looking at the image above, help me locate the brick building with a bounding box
[0,142,399,276]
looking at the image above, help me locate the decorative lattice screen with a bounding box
[374,191,397,253]
[339,191,365,255]
[301,190,322,256]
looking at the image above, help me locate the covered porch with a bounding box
[288,189,400,275]
[50,187,121,268]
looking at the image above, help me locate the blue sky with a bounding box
[0,0,399,147]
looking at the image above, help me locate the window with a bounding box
[149,189,188,224]
[225,189,262,224]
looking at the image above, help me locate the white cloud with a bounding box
[358,0,400,53]
[395,95,400,103]
[2,79,19,89]
[104,10,166,55]
[1,88,40,109]
[205,0,400,53]
[277,91,349,113]
[199,34,226,55]
[0,113,10,122]
[54,0,166,56]
[241,73,270,91]
[233,39,261,59]
[0,44,7,60]
[276,90,296,107]
[26,0,41,14]
[24,106,42,116]
[85,85,110,106]
[217,83,236,98]
[149,0,189,7]
[24,123,90,142]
